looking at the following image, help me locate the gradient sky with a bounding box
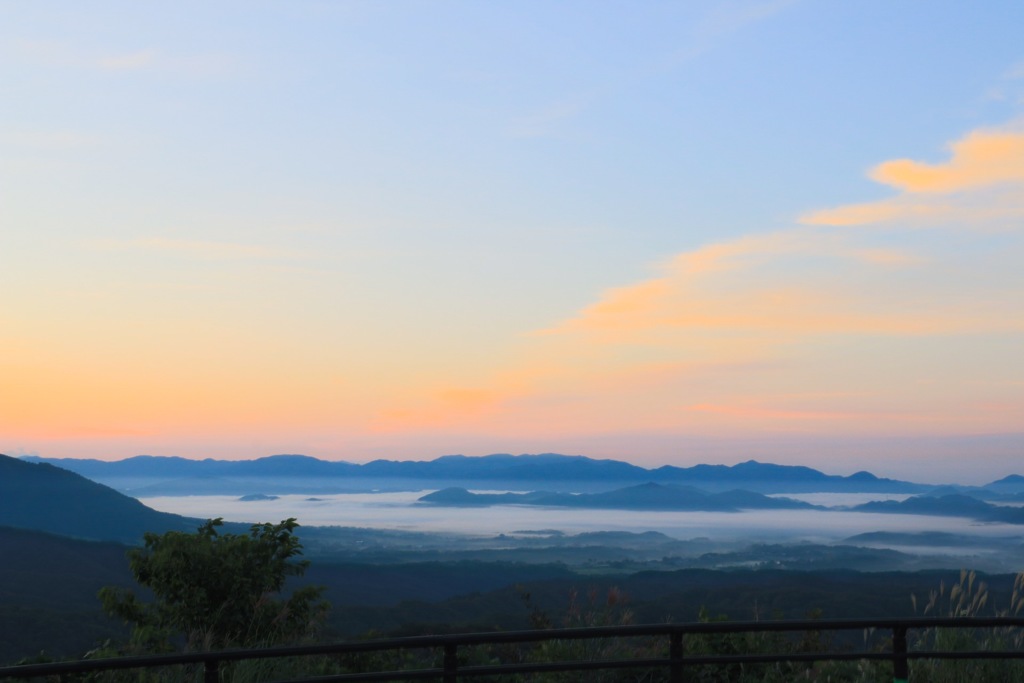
[2,2,1023,483]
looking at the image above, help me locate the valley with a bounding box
[4,452,1024,665]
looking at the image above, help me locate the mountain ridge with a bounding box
[0,453,200,543]
[21,453,952,494]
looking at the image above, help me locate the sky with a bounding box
[2,1,1023,483]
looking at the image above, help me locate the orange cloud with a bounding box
[358,124,1024,442]
[850,248,924,266]
[538,230,979,340]
[677,399,1003,435]
[371,384,519,432]
[872,131,1024,193]
[803,126,1024,227]
[804,200,953,227]
[685,402,860,423]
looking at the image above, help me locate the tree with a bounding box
[99,518,328,652]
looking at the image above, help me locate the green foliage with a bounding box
[99,518,328,653]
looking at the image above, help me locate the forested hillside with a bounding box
[0,454,197,543]
[0,526,134,662]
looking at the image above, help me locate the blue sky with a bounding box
[2,1,1023,482]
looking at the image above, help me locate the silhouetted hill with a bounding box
[0,454,198,543]
[418,483,818,511]
[20,453,359,479]
[988,474,1024,486]
[984,474,1024,495]
[238,493,279,501]
[853,494,1024,524]
[27,453,933,494]
[843,531,1023,548]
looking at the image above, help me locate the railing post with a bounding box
[204,658,219,683]
[892,626,908,683]
[443,643,458,683]
[669,631,684,683]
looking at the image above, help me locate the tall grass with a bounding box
[909,569,1024,682]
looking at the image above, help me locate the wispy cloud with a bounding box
[98,49,158,71]
[506,1,796,141]
[535,230,971,339]
[377,121,1024,438]
[88,237,309,261]
[0,129,101,150]
[1002,60,1024,81]
[684,402,863,424]
[658,0,798,70]
[373,386,511,432]
[11,39,235,78]
[803,126,1024,227]
[96,49,237,77]
[694,0,799,44]
[506,93,594,139]
[850,248,925,266]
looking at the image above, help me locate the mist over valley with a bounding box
[5,451,1024,667]
[61,452,1022,574]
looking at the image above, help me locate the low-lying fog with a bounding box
[140,491,1024,546]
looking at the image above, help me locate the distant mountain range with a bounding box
[8,452,1024,540]
[22,452,952,495]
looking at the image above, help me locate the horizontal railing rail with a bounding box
[3,616,1023,682]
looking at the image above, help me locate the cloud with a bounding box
[375,122,1024,439]
[372,387,509,432]
[1002,60,1024,81]
[98,49,158,71]
[694,0,799,42]
[87,237,309,261]
[536,230,975,339]
[684,402,862,423]
[872,131,1024,193]
[653,0,797,71]
[96,49,237,77]
[803,127,1024,227]
[507,94,593,139]
[0,129,101,150]
[506,1,797,141]
[850,248,924,266]
[11,39,234,78]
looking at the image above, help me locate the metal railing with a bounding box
[2,616,1023,682]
